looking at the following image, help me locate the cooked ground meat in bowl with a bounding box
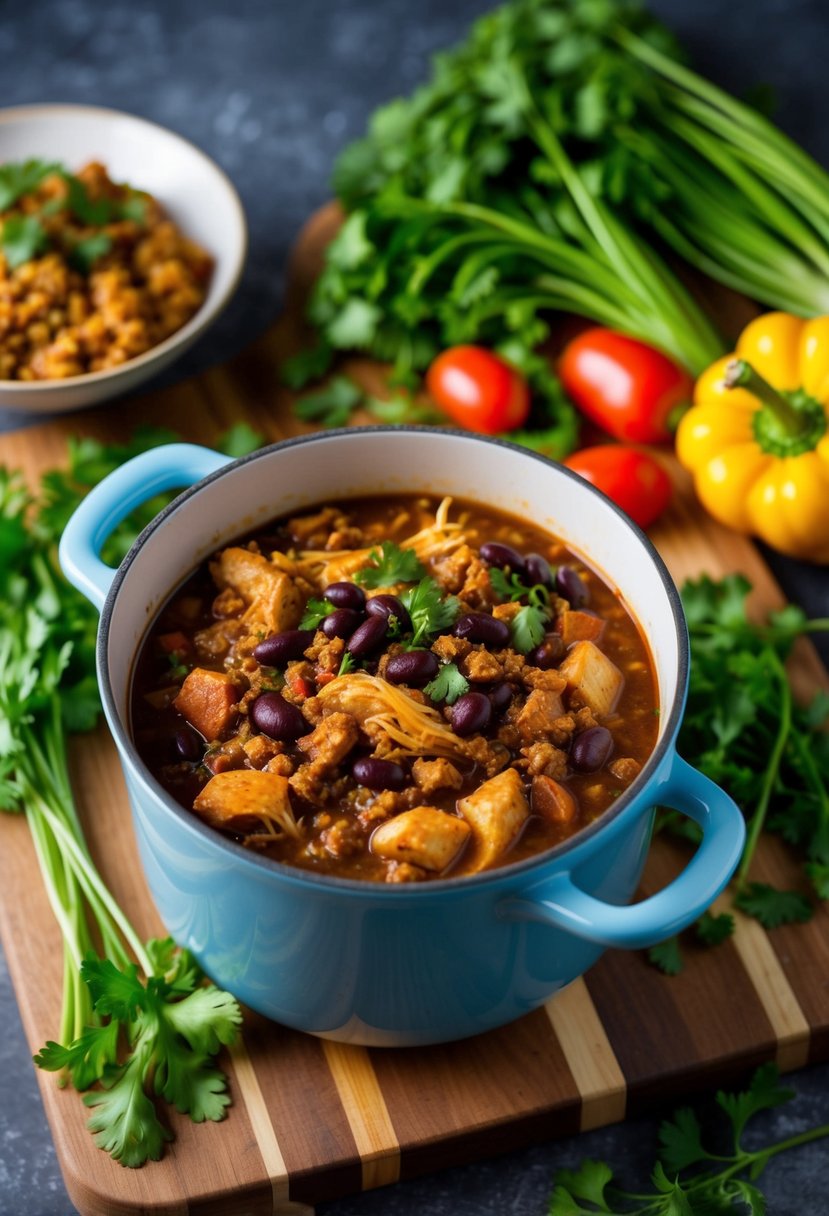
[0,105,245,413]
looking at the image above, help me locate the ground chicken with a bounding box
[412,757,464,796]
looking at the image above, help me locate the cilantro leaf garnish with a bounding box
[294,375,363,428]
[400,576,460,646]
[300,597,336,630]
[355,541,425,588]
[424,661,469,705]
[70,232,113,273]
[66,174,115,226]
[1,215,48,268]
[338,651,358,677]
[552,1065,829,1215]
[733,883,813,929]
[0,159,61,210]
[490,567,532,602]
[216,421,265,459]
[647,936,683,977]
[695,910,734,947]
[509,586,551,654]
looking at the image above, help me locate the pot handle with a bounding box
[59,443,232,612]
[500,755,745,949]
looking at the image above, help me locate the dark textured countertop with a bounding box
[1,2,828,1213]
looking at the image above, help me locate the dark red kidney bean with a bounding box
[174,726,202,761]
[453,612,511,646]
[527,635,566,670]
[347,614,389,657]
[385,650,440,687]
[479,541,527,574]
[253,629,314,666]
[365,594,412,632]
[352,756,407,791]
[251,692,308,741]
[525,552,553,587]
[451,691,493,737]
[322,608,364,639]
[570,726,613,772]
[556,565,589,608]
[324,581,366,611]
[489,682,513,713]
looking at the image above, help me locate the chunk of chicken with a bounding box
[456,767,529,869]
[295,712,359,772]
[515,689,566,744]
[211,547,302,634]
[371,807,471,872]
[558,641,624,717]
[193,770,300,836]
[411,757,464,796]
[173,667,239,740]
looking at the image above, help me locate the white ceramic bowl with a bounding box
[0,104,247,413]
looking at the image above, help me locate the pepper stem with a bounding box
[724,358,804,437]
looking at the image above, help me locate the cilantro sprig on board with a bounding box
[0,423,263,1166]
[550,1065,829,1215]
[649,573,829,974]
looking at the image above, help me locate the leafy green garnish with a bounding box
[355,541,426,588]
[338,651,358,677]
[0,159,60,210]
[424,661,469,705]
[217,421,266,458]
[1,429,243,1168]
[281,343,334,389]
[294,375,363,428]
[490,567,532,602]
[550,1064,829,1215]
[647,936,683,978]
[300,597,336,630]
[695,911,735,947]
[400,576,461,647]
[1,215,49,268]
[733,883,814,929]
[70,232,113,272]
[510,585,551,654]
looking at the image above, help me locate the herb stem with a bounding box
[736,647,792,890]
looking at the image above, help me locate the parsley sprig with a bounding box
[355,541,426,588]
[489,568,552,654]
[300,596,336,629]
[400,576,461,647]
[550,1065,829,1215]
[424,661,469,705]
[0,424,261,1166]
[649,573,829,973]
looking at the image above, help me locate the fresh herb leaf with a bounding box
[733,883,813,929]
[70,232,112,272]
[490,567,532,602]
[355,541,425,588]
[294,375,363,428]
[510,602,549,654]
[1,215,48,268]
[66,174,114,226]
[424,661,469,705]
[281,343,334,389]
[217,422,265,458]
[117,193,147,224]
[300,597,336,630]
[695,911,734,947]
[0,159,61,209]
[551,1065,829,1216]
[338,651,357,676]
[400,576,461,647]
[648,935,684,976]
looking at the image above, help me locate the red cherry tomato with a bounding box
[426,346,531,435]
[564,445,672,530]
[559,329,692,444]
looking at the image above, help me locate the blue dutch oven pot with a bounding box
[59,429,745,1046]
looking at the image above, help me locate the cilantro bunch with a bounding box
[0,425,261,1166]
[650,574,829,973]
[551,1064,829,1215]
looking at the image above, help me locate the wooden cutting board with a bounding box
[2,204,829,1216]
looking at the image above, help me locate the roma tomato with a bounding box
[559,328,692,444]
[564,445,672,530]
[426,345,530,435]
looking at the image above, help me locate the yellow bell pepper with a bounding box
[677,312,829,563]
